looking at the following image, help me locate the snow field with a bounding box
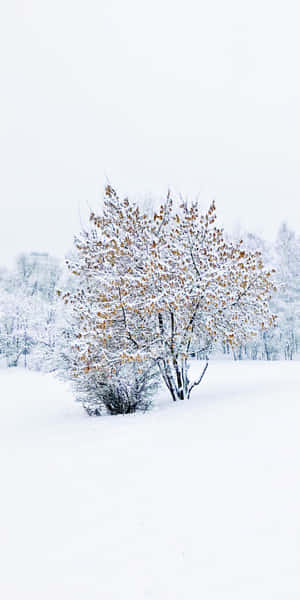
[1,361,300,599]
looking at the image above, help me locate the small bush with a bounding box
[76,363,159,416]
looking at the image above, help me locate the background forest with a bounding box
[1,219,299,373]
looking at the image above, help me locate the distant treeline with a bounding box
[0,221,299,372]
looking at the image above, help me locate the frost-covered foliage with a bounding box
[0,253,64,369]
[62,185,276,403]
[273,223,300,359]
[225,224,300,361]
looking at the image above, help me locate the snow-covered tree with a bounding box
[62,185,276,405]
[0,253,64,370]
[273,223,300,359]
[223,230,280,360]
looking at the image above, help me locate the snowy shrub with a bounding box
[72,363,159,416]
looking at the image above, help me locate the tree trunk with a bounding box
[159,357,208,402]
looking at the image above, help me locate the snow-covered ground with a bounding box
[1,361,300,599]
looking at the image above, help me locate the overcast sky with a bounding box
[1,0,300,266]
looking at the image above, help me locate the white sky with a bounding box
[1,0,300,267]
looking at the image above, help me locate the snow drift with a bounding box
[1,361,300,599]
